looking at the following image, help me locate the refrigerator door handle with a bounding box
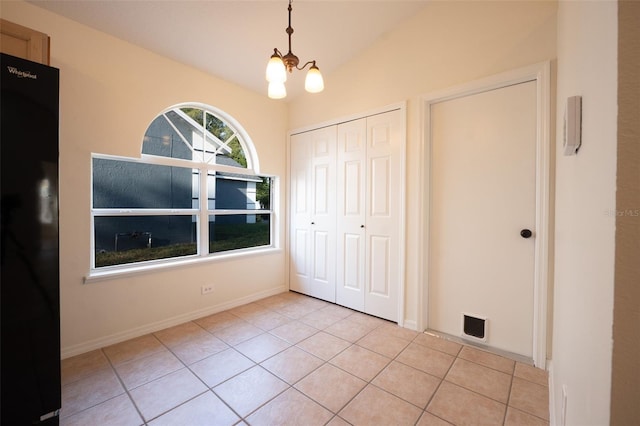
[40,409,60,422]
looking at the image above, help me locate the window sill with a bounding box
[84,246,282,284]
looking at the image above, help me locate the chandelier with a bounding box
[265,0,324,99]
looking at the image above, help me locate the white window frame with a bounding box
[86,104,276,282]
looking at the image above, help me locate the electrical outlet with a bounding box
[201,284,214,295]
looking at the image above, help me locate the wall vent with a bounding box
[462,313,487,341]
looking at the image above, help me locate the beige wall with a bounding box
[290,1,558,329]
[611,1,640,423]
[552,1,618,425]
[0,1,289,357]
[290,0,557,128]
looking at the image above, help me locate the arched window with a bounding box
[91,104,273,271]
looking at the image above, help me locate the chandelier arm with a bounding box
[296,60,317,71]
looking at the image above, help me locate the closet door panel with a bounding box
[369,156,391,217]
[342,159,364,293]
[364,110,402,321]
[289,133,312,294]
[344,161,362,215]
[336,119,366,311]
[369,235,391,296]
[313,164,330,215]
[308,127,337,302]
[343,234,363,290]
[313,230,329,280]
[293,229,309,277]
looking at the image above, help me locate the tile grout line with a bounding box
[99,347,148,426]
[230,298,347,424]
[158,331,248,424]
[223,365,292,425]
[205,299,330,424]
[262,311,389,419]
[141,330,218,424]
[502,358,517,426]
[256,306,358,418]
[419,341,462,422]
[186,300,290,424]
[319,327,416,422]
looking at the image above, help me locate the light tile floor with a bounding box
[60,291,550,425]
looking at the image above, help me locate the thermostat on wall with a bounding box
[563,95,582,156]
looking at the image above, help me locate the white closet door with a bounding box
[364,110,402,321]
[336,119,367,311]
[289,127,337,302]
[289,108,404,319]
[289,132,312,295]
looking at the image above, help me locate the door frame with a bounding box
[417,62,551,368]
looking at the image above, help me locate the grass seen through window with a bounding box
[95,222,270,267]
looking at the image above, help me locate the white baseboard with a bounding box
[61,285,287,359]
[402,319,418,331]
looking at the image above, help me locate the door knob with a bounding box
[360,225,365,228]
[520,229,533,239]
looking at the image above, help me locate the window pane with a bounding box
[255,176,271,209]
[209,214,271,253]
[142,107,248,169]
[205,111,232,141]
[93,158,198,209]
[180,107,203,126]
[207,173,270,210]
[214,136,247,168]
[94,215,197,267]
[142,112,194,160]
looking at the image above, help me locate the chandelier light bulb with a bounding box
[266,52,287,83]
[304,63,324,93]
[268,81,287,99]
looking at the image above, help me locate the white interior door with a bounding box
[428,81,537,357]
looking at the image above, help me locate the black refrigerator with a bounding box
[1,53,61,424]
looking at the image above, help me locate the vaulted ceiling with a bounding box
[28,0,429,98]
